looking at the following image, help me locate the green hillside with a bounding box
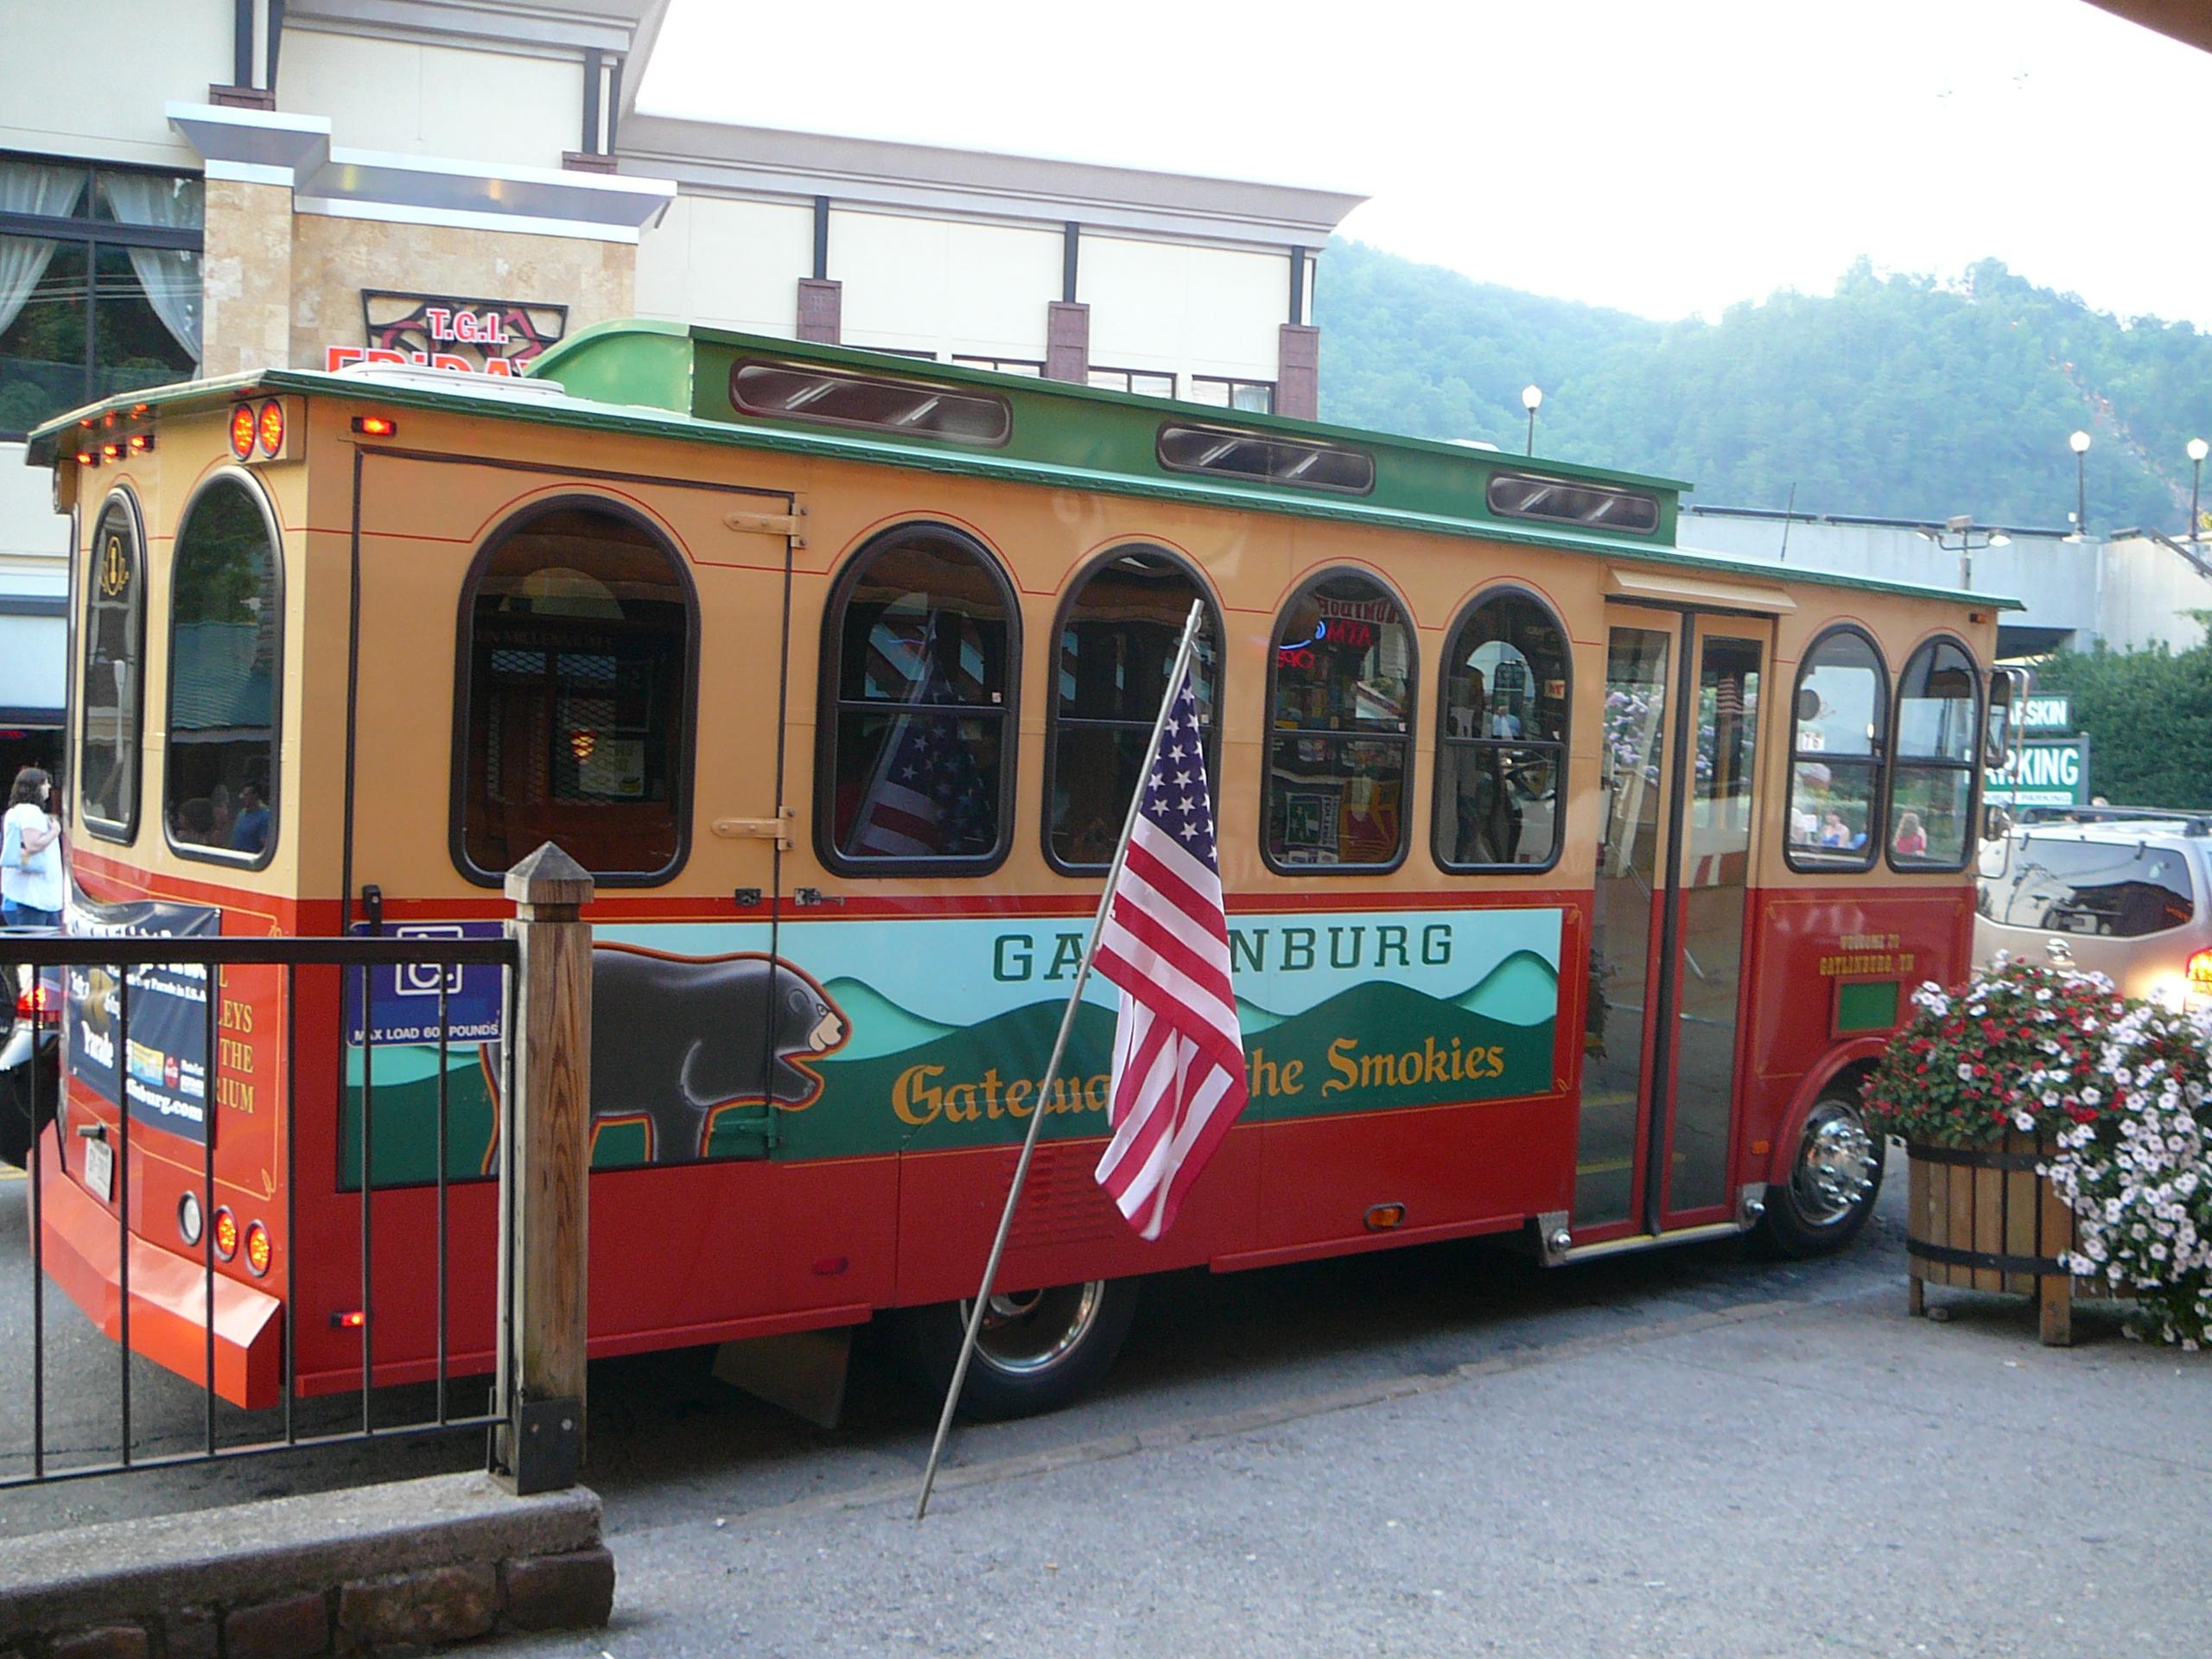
[1316,239,2212,534]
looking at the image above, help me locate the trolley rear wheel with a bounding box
[887,1277,1140,1421]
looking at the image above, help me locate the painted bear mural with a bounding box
[490,945,849,1166]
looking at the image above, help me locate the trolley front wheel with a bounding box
[887,1276,1140,1421]
[1758,1090,1885,1257]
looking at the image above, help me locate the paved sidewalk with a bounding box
[499,1283,2209,1659]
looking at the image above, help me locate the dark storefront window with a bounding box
[0,157,202,439]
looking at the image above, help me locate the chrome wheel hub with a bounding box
[964,1281,1106,1376]
[1795,1104,1878,1225]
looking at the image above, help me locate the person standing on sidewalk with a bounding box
[2,766,65,928]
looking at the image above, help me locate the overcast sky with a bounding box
[639,0,2212,328]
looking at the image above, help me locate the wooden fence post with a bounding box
[493,842,594,1495]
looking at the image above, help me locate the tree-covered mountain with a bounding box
[1316,238,2212,534]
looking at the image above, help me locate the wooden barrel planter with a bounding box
[1905,1133,2108,1345]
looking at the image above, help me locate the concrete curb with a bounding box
[0,1471,612,1654]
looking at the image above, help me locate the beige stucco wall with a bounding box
[1082,234,1287,385]
[276,29,583,170]
[635,194,814,339]
[289,214,634,370]
[835,210,1061,363]
[0,0,226,167]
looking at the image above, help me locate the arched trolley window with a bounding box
[1786,626,1889,873]
[454,501,696,885]
[1889,636,1982,872]
[165,474,283,867]
[818,524,1018,875]
[1264,572,1414,872]
[1435,588,1569,872]
[1046,548,1219,872]
[80,489,147,842]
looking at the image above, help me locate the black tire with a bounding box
[887,1277,1140,1421]
[1758,1089,1885,1257]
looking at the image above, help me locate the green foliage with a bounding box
[2030,642,2212,810]
[1316,242,2212,533]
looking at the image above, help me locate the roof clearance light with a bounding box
[76,448,99,468]
[229,404,257,460]
[257,399,285,458]
[213,1206,238,1261]
[245,1221,272,1277]
[350,415,397,438]
[99,442,124,461]
[127,433,156,454]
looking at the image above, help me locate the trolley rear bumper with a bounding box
[35,1126,283,1409]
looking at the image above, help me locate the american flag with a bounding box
[1090,672,1248,1240]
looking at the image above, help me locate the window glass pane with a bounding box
[729,360,1008,444]
[1049,550,1215,868]
[1795,632,1884,758]
[0,238,86,436]
[94,171,203,230]
[1789,759,1878,862]
[1157,425,1372,493]
[1443,592,1568,743]
[1266,734,1406,866]
[1897,639,1979,761]
[1986,837,2196,938]
[92,244,198,400]
[80,499,143,834]
[832,709,1003,859]
[1438,744,1560,867]
[1230,382,1274,414]
[1487,473,1660,534]
[1,160,89,220]
[1891,765,1971,867]
[167,480,279,858]
[1273,576,1411,734]
[837,539,1009,708]
[461,508,688,878]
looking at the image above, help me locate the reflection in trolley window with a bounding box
[1264,573,1414,872]
[821,525,1016,874]
[1786,626,1888,873]
[1435,589,1569,872]
[79,492,146,841]
[1046,549,1217,872]
[165,476,281,865]
[1889,637,1981,872]
[455,504,693,883]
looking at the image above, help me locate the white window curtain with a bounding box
[97,173,204,364]
[0,162,86,338]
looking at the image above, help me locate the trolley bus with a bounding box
[23,326,2018,1418]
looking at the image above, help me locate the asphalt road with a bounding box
[5,1154,2206,1656]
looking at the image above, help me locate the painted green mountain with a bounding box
[1454,950,1560,1027]
[821,976,959,1061]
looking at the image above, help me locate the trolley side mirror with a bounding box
[1983,665,2031,770]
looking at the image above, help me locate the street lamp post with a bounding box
[1919,512,2010,591]
[1522,384,1542,456]
[2189,437,2208,542]
[2069,429,2092,542]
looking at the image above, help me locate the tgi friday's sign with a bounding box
[322,289,568,377]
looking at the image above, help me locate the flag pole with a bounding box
[915,598,1207,1521]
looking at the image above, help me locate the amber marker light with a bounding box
[75,449,98,467]
[245,1221,272,1277]
[229,404,257,459]
[350,414,397,437]
[212,1206,238,1261]
[100,442,124,461]
[257,398,285,457]
[128,432,156,454]
[331,1309,365,1329]
[1363,1202,1407,1232]
[2189,949,2212,992]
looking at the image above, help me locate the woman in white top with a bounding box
[2,766,65,928]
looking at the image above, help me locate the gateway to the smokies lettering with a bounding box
[991,920,1452,981]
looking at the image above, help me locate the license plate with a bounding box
[82,1136,114,1205]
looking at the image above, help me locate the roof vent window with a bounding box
[1487,472,1659,534]
[1156,423,1375,494]
[729,360,1010,446]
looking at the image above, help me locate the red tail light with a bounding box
[244,1222,271,1277]
[212,1207,238,1262]
[14,981,57,1026]
[2189,949,2212,990]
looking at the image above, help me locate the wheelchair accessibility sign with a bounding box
[343,921,506,1046]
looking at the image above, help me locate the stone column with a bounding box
[1045,301,1090,384]
[1276,323,1320,421]
[200,180,296,378]
[797,278,842,344]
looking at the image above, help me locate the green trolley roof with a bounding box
[29,321,2022,613]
